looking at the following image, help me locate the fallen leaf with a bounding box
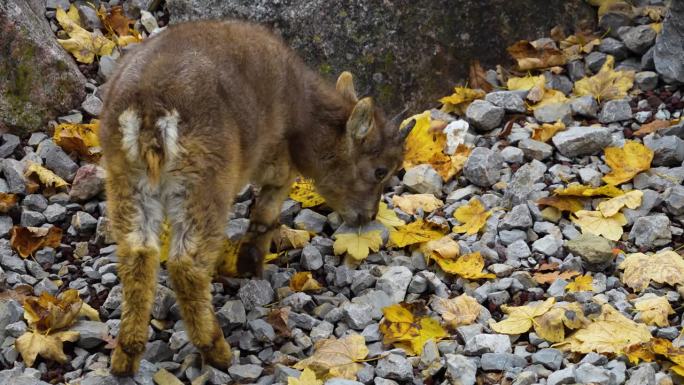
[602,141,654,185]
[288,368,323,385]
[573,55,635,102]
[276,225,311,250]
[634,295,673,327]
[555,304,651,354]
[376,202,405,228]
[430,294,481,328]
[597,190,643,217]
[507,74,546,103]
[439,87,486,115]
[79,303,101,322]
[588,0,634,17]
[507,40,567,70]
[10,226,63,258]
[468,60,493,92]
[289,272,322,292]
[530,89,569,111]
[489,298,556,334]
[333,230,383,261]
[0,192,18,213]
[293,334,369,380]
[153,368,185,385]
[389,219,445,248]
[379,302,448,355]
[53,121,100,161]
[560,31,601,61]
[391,194,444,215]
[571,210,627,241]
[534,302,588,343]
[554,183,625,197]
[290,178,325,208]
[648,338,684,375]
[619,250,684,292]
[15,330,79,367]
[97,5,143,46]
[453,198,491,235]
[565,274,594,292]
[401,111,458,180]
[531,121,566,142]
[633,119,672,137]
[421,236,460,264]
[536,196,585,213]
[268,307,292,338]
[56,7,115,63]
[433,252,495,279]
[532,270,581,284]
[23,289,83,331]
[24,162,69,194]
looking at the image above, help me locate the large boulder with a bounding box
[654,0,684,83]
[167,0,595,111]
[0,0,86,135]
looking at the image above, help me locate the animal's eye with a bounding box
[374,168,388,181]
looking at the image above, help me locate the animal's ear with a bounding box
[346,97,375,140]
[336,71,358,103]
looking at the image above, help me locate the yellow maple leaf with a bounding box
[15,330,80,367]
[55,7,115,63]
[554,183,624,198]
[434,252,495,279]
[53,121,100,161]
[555,304,651,354]
[391,194,444,215]
[389,219,445,248]
[289,178,325,208]
[534,302,587,343]
[634,295,673,327]
[430,294,481,328]
[289,272,322,292]
[23,289,82,331]
[288,368,323,385]
[602,141,654,185]
[376,202,405,228]
[573,56,635,102]
[379,303,447,356]
[572,210,627,241]
[276,225,311,250]
[597,190,643,217]
[439,87,486,115]
[566,274,594,292]
[453,198,491,235]
[619,250,684,292]
[489,298,556,335]
[536,196,585,213]
[333,230,383,261]
[507,74,546,103]
[293,334,369,380]
[531,121,566,142]
[24,162,69,192]
[531,89,569,111]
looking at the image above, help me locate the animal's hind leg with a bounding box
[165,176,233,370]
[106,168,163,376]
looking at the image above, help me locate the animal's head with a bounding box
[309,72,410,226]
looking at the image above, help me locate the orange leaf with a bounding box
[10,226,63,258]
[633,120,672,137]
[0,192,18,213]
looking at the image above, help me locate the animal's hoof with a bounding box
[201,338,233,370]
[110,346,141,377]
[236,242,264,277]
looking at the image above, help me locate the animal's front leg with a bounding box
[237,183,292,277]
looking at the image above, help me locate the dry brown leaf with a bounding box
[507,40,567,70]
[268,307,292,338]
[468,60,493,92]
[0,192,18,213]
[532,270,581,284]
[633,119,673,137]
[10,226,63,258]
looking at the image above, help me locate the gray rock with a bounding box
[301,244,323,270]
[570,95,599,118]
[567,60,586,81]
[518,139,553,160]
[654,1,684,83]
[0,216,11,239]
[599,99,632,124]
[22,194,47,212]
[77,4,103,31]
[98,55,119,80]
[485,91,526,113]
[71,320,108,348]
[375,354,413,382]
[81,94,103,116]
[238,280,275,310]
[218,300,247,328]
[586,51,608,73]
[574,363,616,385]
[225,218,249,241]
[228,364,263,382]
[532,348,563,370]
[547,366,576,385]
[466,100,504,131]
[294,208,327,233]
[532,235,562,256]
[502,159,546,208]
[71,211,97,234]
[249,318,276,343]
[152,285,175,319]
[626,365,655,385]
[44,145,78,181]
[578,167,602,186]
[620,25,657,54]
[552,126,612,157]
[1,251,25,274]
[534,102,572,124]
[69,165,105,201]
[629,215,671,249]
[566,234,614,271]
[376,266,412,303]
[664,185,684,216]
[2,159,26,194]
[635,71,658,91]
[20,210,44,227]
[403,164,443,195]
[464,334,511,354]
[142,340,173,363]
[34,277,58,296]
[500,204,533,230]
[0,135,20,158]
[506,239,531,260]
[326,380,364,385]
[480,353,527,371]
[643,134,684,167]
[445,354,477,385]
[463,147,503,187]
[599,37,629,60]
[501,146,524,164]
[44,204,67,223]
[342,302,374,329]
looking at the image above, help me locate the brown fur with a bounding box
[99,20,403,376]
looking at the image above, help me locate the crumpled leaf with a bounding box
[56,7,115,63]
[289,272,322,292]
[10,226,63,258]
[530,89,569,111]
[468,60,493,92]
[290,178,325,208]
[554,183,624,198]
[25,162,69,194]
[268,307,292,338]
[634,295,673,327]
[276,225,311,250]
[489,298,556,335]
[376,202,405,228]
[602,141,654,185]
[379,302,448,356]
[633,119,672,137]
[619,250,684,292]
[288,368,323,385]
[422,236,459,264]
[293,334,369,380]
[439,87,486,115]
[401,112,459,181]
[391,194,444,215]
[531,121,566,142]
[507,40,567,70]
[534,302,588,343]
[560,31,601,61]
[572,210,627,241]
[0,192,18,213]
[532,270,581,284]
[573,56,635,102]
[555,304,651,354]
[432,252,495,279]
[53,121,100,161]
[597,190,643,217]
[15,330,79,367]
[430,294,481,328]
[565,274,594,292]
[23,289,83,331]
[453,198,491,235]
[536,196,585,213]
[333,230,383,261]
[97,5,142,46]
[389,219,445,248]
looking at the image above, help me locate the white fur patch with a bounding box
[156,110,180,159]
[118,108,141,161]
